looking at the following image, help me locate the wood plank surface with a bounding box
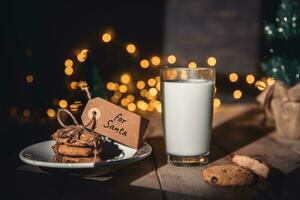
[16,154,164,200]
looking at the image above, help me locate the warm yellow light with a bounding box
[119,85,128,93]
[140,59,150,69]
[229,73,238,82]
[59,99,68,108]
[126,95,135,103]
[246,74,255,84]
[233,90,242,99]
[214,98,221,108]
[155,76,160,82]
[148,78,156,87]
[126,44,136,54]
[127,103,136,112]
[147,105,155,111]
[140,89,148,97]
[156,103,162,113]
[102,33,112,43]
[121,98,129,107]
[120,73,131,84]
[267,77,276,85]
[167,55,176,64]
[181,71,188,80]
[70,81,78,89]
[78,81,88,89]
[150,100,160,108]
[113,92,122,99]
[149,88,158,96]
[136,81,145,89]
[156,82,161,91]
[64,67,74,76]
[23,109,30,117]
[207,57,217,67]
[106,82,114,91]
[26,74,34,83]
[188,61,197,69]
[110,96,119,104]
[70,103,80,112]
[255,81,267,91]
[64,59,73,68]
[81,49,89,55]
[137,100,148,111]
[151,56,161,66]
[77,53,87,62]
[47,109,56,118]
[111,83,119,91]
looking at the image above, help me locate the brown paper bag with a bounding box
[257,81,300,139]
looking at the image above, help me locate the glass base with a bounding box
[167,153,209,167]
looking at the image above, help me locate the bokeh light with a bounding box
[167,55,176,64]
[149,88,158,96]
[127,103,136,112]
[229,73,238,82]
[120,73,131,84]
[26,74,34,83]
[111,96,119,104]
[136,81,146,89]
[70,81,78,89]
[126,94,135,103]
[140,59,150,69]
[77,53,87,62]
[148,78,156,87]
[126,44,136,54]
[140,89,148,97]
[119,85,128,93]
[137,100,148,111]
[102,33,112,43]
[47,109,56,118]
[64,59,73,68]
[156,82,161,91]
[214,98,221,108]
[246,74,255,84]
[255,81,267,91]
[207,57,217,67]
[233,90,242,99]
[267,77,276,85]
[59,99,68,108]
[188,62,197,69]
[121,98,129,107]
[64,67,74,76]
[151,56,161,66]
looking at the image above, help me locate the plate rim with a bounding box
[19,140,152,169]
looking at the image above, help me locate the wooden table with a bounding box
[15,104,300,200]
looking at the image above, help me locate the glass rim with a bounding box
[160,66,215,72]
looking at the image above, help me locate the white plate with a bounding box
[19,139,152,176]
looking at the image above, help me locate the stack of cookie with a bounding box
[51,125,102,163]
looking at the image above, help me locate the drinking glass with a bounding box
[161,67,215,166]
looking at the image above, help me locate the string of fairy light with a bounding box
[20,30,276,120]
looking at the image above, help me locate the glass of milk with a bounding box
[161,67,215,166]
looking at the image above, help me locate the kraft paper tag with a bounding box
[81,97,149,149]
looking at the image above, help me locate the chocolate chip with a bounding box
[210,176,219,184]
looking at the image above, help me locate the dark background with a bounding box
[2,1,286,197]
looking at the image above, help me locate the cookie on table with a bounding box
[232,155,270,179]
[202,164,256,186]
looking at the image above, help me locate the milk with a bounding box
[162,79,214,156]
